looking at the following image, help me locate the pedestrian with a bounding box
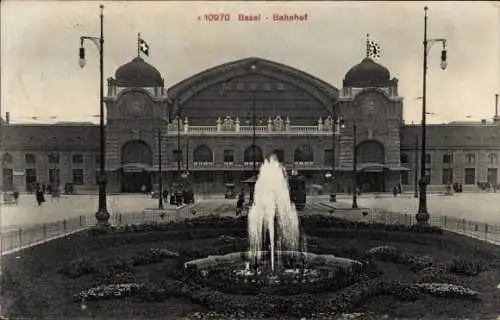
[141,184,147,195]
[393,185,398,197]
[12,190,19,205]
[36,186,45,206]
[236,189,245,216]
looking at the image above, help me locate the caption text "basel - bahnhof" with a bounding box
[198,13,309,22]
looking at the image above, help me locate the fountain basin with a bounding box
[184,250,364,295]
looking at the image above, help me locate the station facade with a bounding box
[1,55,499,194]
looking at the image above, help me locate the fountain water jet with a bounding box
[247,155,300,271]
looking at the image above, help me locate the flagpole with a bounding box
[137,32,140,57]
[366,33,370,58]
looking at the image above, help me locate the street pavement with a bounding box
[325,192,500,224]
[1,192,499,231]
[0,194,175,231]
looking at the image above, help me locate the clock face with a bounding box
[364,98,377,113]
[127,98,144,115]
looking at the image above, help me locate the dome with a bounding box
[344,58,391,87]
[115,57,164,87]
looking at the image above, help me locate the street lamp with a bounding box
[176,115,181,178]
[414,135,419,198]
[79,4,109,227]
[329,107,345,202]
[417,6,448,225]
[352,123,358,209]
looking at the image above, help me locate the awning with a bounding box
[338,163,410,172]
[122,163,153,172]
[241,175,259,184]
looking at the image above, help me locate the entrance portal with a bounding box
[120,140,153,193]
[121,171,151,193]
[358,171,385,192]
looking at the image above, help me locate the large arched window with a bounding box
[121,140,153,165]
[356,140,385,164]
[193,145,214,163]
[2,153,13,164]
[294,145,314,163]
[243,145,263,164]
[223,149,234,163]
[25,153,36,164]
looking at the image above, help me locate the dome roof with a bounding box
[344,58,391,87]
[115,57,164,87]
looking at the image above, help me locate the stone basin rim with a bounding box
[184,250,362,270]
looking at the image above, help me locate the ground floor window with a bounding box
[25,168,37,191]
[324,149,333,165]
[425,168,431,184]
[49,168,60,186]
[464,168,475,185]
[2,168,13,190]
[487,168,498,185]
[72,169,84,185]
[223,171,234,183]
[193,171,214,183]
[442,168,453,185]
[401,171,409,185]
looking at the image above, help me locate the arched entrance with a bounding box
[356,140,386,192]
[120,140,153,192]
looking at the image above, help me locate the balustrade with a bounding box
[166,116,334,135]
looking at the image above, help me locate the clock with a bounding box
[364,98,377,113]
[126,98,144,115]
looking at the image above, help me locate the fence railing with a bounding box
[0,205,193,255]
[363,207,500,245]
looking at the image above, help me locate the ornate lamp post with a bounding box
[417,6,448,225]
[79,4,109,227]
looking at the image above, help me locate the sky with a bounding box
[1,1,499,125]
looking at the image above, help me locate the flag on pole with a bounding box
[138,34,150,57]
[366,34,381,60]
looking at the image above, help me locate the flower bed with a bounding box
[74,278,480,318]
[364,246,433,271]
[58,248,179,279]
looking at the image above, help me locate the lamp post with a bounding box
[352,123,358,209]
[176,115,181,178]
[79,4,109,227]
[414,135,419,198]
[417,6,447,225]
[157,129,164,210]
[329,107,344,203]
[447,150,452,184]
[249,64,257,204]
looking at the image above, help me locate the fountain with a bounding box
[247,155,300,271]
[184,154,363,294]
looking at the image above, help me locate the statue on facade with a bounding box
[285,117,291,131]
[216,117,222,132]
[318,117,323,131]
[223,116,234,131]
[324,116,333,131]
[274,116,284,131]
[235,117,240,132]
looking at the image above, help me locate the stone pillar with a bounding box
[184,117,189,133]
